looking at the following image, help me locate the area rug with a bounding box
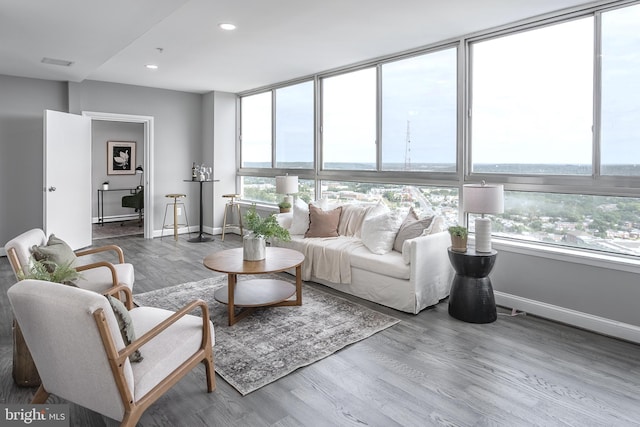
[134,275,400,395]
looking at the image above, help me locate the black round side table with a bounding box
[447,247,498,323]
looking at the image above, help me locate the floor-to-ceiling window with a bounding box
[238,0,640,258]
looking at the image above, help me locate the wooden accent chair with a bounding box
[7,280,215,427]
[4,228,135,294]
[4,228,136,387]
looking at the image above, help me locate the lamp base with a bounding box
[475,217,493,253]
[283,195,293,205]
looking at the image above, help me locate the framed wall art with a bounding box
[107,141,136,175]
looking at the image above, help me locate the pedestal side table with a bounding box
[447,247,497,323]
[183,179,219,242]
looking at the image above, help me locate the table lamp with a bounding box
[462,181,504,253]
[136,165,144,189]
[275,175,298,206]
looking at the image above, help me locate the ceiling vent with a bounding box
[41,57,74,67]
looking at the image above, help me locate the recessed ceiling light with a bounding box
[145,64,159,70]
[219,23,236,31]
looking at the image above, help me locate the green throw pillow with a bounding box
[31,234,77,273]
[107,295,143,363]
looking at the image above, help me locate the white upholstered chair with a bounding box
[8,280,215,427]
[4,228,136,387]
[4,228,135,293]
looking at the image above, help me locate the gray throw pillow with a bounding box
[393,208,434,252]
[107,295,143,363]
[31,234,77,273]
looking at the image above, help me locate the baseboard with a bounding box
[495,291,640,344]
[92,214,140,224]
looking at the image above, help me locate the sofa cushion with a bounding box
[350,244,410,280]
[393,208,436,252]
[305,205,342,238]
[361,210,403,254]
[337,202,388,237]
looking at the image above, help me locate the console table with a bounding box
[183,179,219,242]
[97,188,138,225]
[447,247,497,323]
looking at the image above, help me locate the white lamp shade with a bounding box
[462,183,504,215]
[275,175,299,195]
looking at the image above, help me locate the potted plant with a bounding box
[278,200,292,213]
[448,225,468,252]
[102,181,109,190]
[18,258,80,286]
[243,205,291,260]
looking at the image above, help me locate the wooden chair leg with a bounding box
[31,384,50,403]
[204,353,216,392]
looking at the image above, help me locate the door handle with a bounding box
[48,186,56,192]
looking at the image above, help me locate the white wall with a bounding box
[0,75,67,245]
[492,242,640,342]
[69,80,203,233]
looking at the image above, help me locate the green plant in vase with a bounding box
[243,205,291,260]
[448,225,468,252]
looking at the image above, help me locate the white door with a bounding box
[44,110,92,249]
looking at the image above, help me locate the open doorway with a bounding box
[91,120,144,239]
[83,111,154,240]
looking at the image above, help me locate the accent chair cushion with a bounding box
[107,295,143,362]
[31,234,77,272]
[305,205,342,238]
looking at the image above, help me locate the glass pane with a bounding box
[275,81,314,169]
[240,177,315,205]
[381,49,457,172]
[321,180,458,223]
[241,92,272,168]
[471,18,594,175]
[483,191,640,256]
[241,176,277,203]
[601,4,640,176]
[322,68,377,170]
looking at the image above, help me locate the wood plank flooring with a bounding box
[2,233,640,426]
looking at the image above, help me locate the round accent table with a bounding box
[447,247,497,324]
[203,247,304,326]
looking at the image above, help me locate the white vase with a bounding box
[243,234,266,261]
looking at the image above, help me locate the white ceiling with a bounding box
[1,0,601,94]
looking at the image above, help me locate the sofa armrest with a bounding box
[408,231,454,311]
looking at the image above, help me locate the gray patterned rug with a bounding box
[134,275,400,395]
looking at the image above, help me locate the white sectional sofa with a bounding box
[273,200,454,314]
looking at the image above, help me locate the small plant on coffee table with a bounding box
[244,205,291,242]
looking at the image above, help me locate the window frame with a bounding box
[236,0,640,263]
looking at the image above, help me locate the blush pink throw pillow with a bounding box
[304,205,342,238]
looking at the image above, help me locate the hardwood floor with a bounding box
[2,233,640,426]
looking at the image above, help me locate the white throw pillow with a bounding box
[361,211,403,255]
[289,198,310,235]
